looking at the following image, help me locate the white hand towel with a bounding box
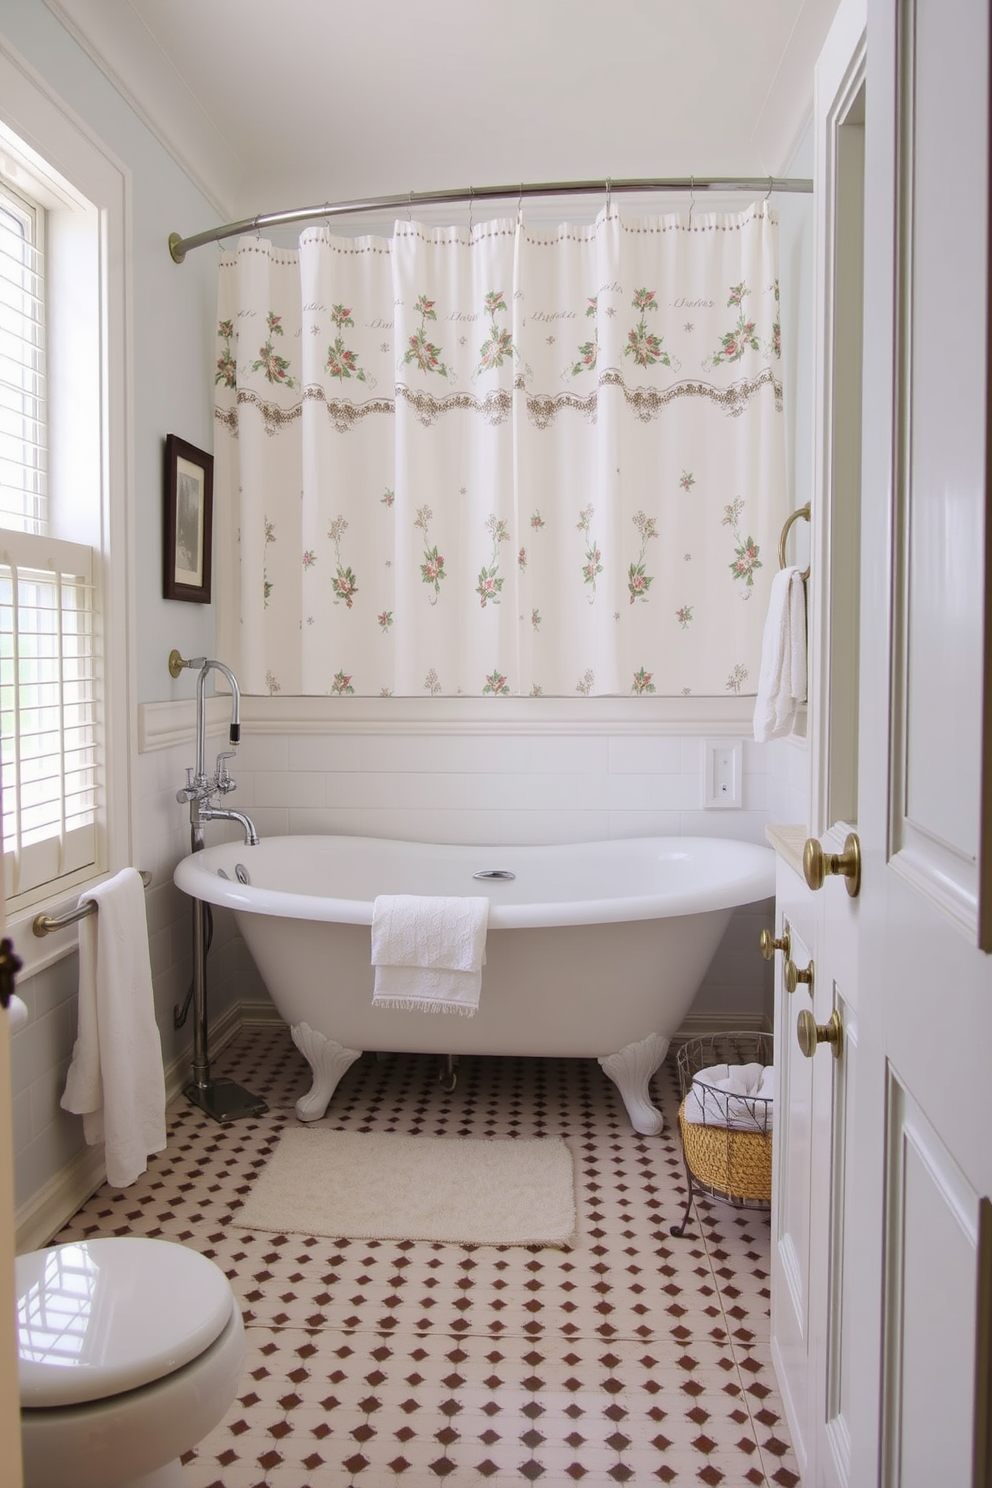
[683,1062,775,1131]
[752,565,807,742]
[371,894,489,1016]
[61,868,167,1187]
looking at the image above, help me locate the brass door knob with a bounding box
[759,927,791,960]
[797,1007,843,1059]
[803,831,862,897]
[784,957,814,995]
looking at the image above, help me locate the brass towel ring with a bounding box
[778,501,811,581]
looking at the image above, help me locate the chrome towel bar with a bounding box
[32,870,152,938]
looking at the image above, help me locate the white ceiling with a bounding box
[45,0,841,228]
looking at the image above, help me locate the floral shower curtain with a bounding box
[214,202,786,697]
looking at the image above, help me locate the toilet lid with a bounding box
[16,1237,236,1407]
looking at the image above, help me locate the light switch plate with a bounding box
[702,738,743,808]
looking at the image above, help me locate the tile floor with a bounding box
[55,1028,800,1487]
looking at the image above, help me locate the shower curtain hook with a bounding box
[764,175,773,206]
[605,177,612,217]
[468,185,474,236]
[407,191,413,223]
[688,176,695,228]
[517,183,524,228]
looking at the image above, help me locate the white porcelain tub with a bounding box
[174,834,774,1134]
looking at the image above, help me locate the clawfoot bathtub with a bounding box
[175,834,774,1135]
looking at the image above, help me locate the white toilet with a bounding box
[16,1236,245,1488]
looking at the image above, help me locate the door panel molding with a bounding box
[882,1072,979,1488]
[889,0,988,941]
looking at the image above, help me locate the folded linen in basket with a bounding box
[683,1062,775,1132]
[371,893,489,1016]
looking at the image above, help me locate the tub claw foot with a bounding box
[598,1032,669,1135]
[291,1022,362,1121]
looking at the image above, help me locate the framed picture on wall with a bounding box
[163,434,213,602]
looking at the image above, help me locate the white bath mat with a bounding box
[238,1129,577,1248]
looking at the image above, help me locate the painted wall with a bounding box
[1,0,224,1220]
[3,0,812,1231]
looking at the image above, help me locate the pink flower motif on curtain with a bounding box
[251,313,297,387]
[679,470,696,492]
[326,305,367,382]
[571,297,599,376]
[712,283,760,364]
[722,498,762,590]
[476,292,516,375]
[483,669,510,696]
[623,289,671,369]
[216,319,236,388]
[476,514,510,607]
[676,604,694,629]
[415,506,446,603]
[577,506,602,600]
[627,511,659,604]
[331,670,355,695]
[768,279,782,359]
[327,516,359,607]
[725,663,749,694]
[403,295,449,377]
[263,518,276,607]
[632,667,656,694]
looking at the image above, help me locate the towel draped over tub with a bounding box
[371,894,489,1016]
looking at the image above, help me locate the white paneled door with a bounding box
[777,0,992,1484]
[850,0,992,1481]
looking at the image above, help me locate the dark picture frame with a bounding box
[163,434,213,602]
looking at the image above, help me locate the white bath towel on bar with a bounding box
[61,868,167,1187]
[752,565,807,742]
[371,894,489,1016]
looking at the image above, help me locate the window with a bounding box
[0,181,46,532]
[0,174,99,907]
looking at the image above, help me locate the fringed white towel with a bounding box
[683,1062,775,1132]
[753,565,807,742]
[371,894,489,1016]
[61,868,167,1187]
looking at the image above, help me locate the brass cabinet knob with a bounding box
[797,1007,843,1059]
[803,831,862,898]
[784,957,814,995]
[759,927,791,961]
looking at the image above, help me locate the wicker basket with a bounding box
[677,1101,772,1202]
[670,1030,773,1236]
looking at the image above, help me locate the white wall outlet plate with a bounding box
[701,738,743,808]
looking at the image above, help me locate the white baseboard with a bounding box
[673,1010,771,1043]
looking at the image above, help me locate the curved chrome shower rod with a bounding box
[167,173,814,263]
